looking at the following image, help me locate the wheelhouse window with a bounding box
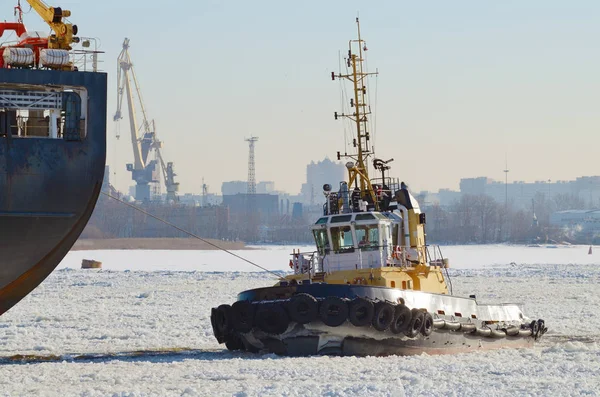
[331,215,352,223]
[313,229,330,255]
[355,224,380,251]
[330,226,355,254]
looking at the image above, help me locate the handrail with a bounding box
[425,244,453,294]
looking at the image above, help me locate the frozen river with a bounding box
[0,244,599,396]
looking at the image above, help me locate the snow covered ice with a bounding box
[1,244,599,396]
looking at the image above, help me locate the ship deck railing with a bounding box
[290,250,319,277]
[71,48,104,72]
[369,177,401,194]
[425,244,453,293]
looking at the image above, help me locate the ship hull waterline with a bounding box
[240,323,534,357]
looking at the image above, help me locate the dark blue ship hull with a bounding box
[0,69,106,315]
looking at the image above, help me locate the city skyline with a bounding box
[11,1,599,196]
[115,164,600,206]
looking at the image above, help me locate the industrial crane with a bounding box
[154,122,180,203]
[23,0,78,50]
[0,0,79,69]
[114,38,179,203]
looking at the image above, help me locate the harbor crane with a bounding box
[22,0,78,50]
[114,38,179,203]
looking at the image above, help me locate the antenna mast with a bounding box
[332,18,379,204]
[246,136,259,195]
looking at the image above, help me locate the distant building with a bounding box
[291,202,304,219]
[550,210,600,241]
[436,188,461,206]
[433,176,600,210]
[459,177,491,196]
[300,158,346,204]
[222,181,247,196]
[178,193,222,207]
[222,180,276,195]
[257,181,275,194]
[222,193,279,220]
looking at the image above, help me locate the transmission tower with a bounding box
[201,177,208,207]
[246,136,259,194]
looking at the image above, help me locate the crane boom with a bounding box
[155,144,179,202]
[25,0,78,50]
[113,37,178,203]
[115,38,144,171]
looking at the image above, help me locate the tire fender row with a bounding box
[210,294,437,350]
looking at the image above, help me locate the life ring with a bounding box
[255,303,290,335]
[392,246,402,259]
[319,296,349,327]
[352,277,367,285]
[231,300,255,333]
[372,302,395,331]
[390,304,412,334]
[405,308,424,338]
[287,293,318,324]
[348,297,374,327]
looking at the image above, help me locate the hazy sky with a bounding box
[10,1,600,195]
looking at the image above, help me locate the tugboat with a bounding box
[0,1,106,316]
[210,18,547,356]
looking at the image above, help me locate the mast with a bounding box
[332,18,378,205]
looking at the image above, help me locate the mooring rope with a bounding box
[100,192,284,280]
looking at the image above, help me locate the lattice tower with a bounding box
[246,136,259,195]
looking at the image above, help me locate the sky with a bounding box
[7,1,600,195]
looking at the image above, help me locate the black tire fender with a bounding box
[390,304,412,334]
[348,297,374,327]
[405,308,425,338]
[530,320,540,338]
[231,300,255,333]
[213,304,233,343]
[372,302,395,332]
[287,293,318,324]
[210,308,225,344]
[225,333,245,351]
[319,296,349,327]
[421,312,433,336]
[255,303,290,335]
